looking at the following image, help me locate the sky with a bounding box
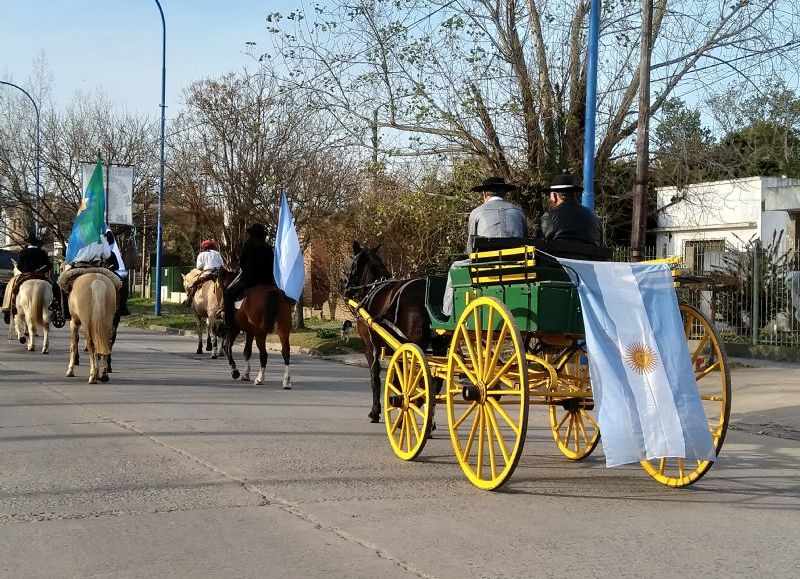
[0,0,299,118]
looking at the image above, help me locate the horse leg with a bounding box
[41,318,50,355]
[252,333,267,386]
[225,332,240,379]
[98,353,110,383]
[66,321,79,377]
[22,304,37,351]
[241,334,253,382]
[14,312,26,344]
[87,332,98,384]
[368,346,382,423]
[208,313,218,359]
[279,327,291,390]
[196,316,204,355]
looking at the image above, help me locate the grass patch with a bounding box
[126,299,363,354]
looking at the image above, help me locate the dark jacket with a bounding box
[536,201,602,246]
[17,246,52,274]
[239,238,274,285]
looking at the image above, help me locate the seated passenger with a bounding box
[184,240,225,304]
[535,174,601,246]
[2,233,55,324]
[443,176,528,316]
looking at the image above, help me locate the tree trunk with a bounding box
[631,0,653,261]
[293,290,305,330]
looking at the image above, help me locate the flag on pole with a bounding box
[273,191,305,302]
[556,258,717,467]
[66,158,106,263]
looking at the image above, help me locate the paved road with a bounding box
[1,327,798,578]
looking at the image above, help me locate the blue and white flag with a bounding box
[557,258,716,467]
[273,191,305,302]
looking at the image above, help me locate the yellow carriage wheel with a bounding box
[640,304,731,487]
[446,297,529,490]
[549,345,600,460]
[383,343,433,461]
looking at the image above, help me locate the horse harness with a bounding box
[356,278,420,344]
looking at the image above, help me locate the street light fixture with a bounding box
[153,0,166,316]
[0,80,41,235]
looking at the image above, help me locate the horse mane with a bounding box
[361,248,390,283]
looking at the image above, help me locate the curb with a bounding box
[119,321,350,359]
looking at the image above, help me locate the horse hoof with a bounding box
[369,415,380,423]
[231,370,240,379]
[196,348,203,355]
[205,344,212,352]
[240,376,249,382]
[211,354,218,360]
[254,380,263,386]
[282,384,291,390]
[66,370,74,377]
[99,374,110,383]
[107,367,113,373]
[19,336,26,344]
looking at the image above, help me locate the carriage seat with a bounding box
[531,239,612,262]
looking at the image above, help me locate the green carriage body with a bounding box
[426,245,584,335]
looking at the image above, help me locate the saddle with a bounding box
[7,272,51,315]
[58,266,123,292]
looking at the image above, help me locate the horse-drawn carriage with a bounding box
[346,240,730,490]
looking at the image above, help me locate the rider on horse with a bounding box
[184,240,225,305]
[2,233,55,324]
[220,223,274,334]
[56,231,113,321]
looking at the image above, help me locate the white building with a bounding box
[654,176,800,271]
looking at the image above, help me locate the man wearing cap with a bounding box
[2,233,54,324]
[536,174,601,245]
[184,239,225,305]
[104,228,131,316]
[442,176,528,316]
[220,223,275,333]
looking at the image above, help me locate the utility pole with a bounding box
[631,0,653,261]
[582,0,601,210]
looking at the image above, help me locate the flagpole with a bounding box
[582,0,600,211]
[154,0,166,316]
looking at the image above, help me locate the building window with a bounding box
[684,240,726,273]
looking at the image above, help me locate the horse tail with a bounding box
[28,282,45,326]
[90,279,112,355]
[264,288,280,334]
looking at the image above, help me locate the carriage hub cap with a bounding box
[462,381,486,403]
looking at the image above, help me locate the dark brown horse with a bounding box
[343,241,444,422]
[221,284,293,387]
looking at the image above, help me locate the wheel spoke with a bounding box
[658,457,666,475]
[487,397,520,436]
[408,410,422,441]
[696,361,720,381]
[452,352,479,386]
[406,352,416,393]
[410,403,426,418]
[472,309,484,380]
[476,408,485,479]
[389,410,403,435]
[485,323,508,377]
[564,416,574,445]
[555,410,570,431]
[485,407,497,479]
[387,378,403,397]
[483,307,494,380]
[461,408,482,461]
[485,356,518,390]
[401,351,409,390]
[677,458,685,479]
[405,412,413,451]
[692,334,710,363]
[453,401,478,430]
[485,405,511,463]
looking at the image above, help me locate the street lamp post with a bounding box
[582,0,601,211]
[0,80,41,235]
[153,0,166,316]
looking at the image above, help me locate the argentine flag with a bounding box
[273,192,305,302]
[66,158,106,263]
[557,259,716,467]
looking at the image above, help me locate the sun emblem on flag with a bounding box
[624,342,659,374]
[76,197,89,215]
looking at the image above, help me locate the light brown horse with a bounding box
[10,264,52,354]
[66,272,117,384]
[222,284,293,387]
[186,271,236,358]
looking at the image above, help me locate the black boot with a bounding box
[3,310,9,325]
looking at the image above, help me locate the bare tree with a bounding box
[261,0,800,218]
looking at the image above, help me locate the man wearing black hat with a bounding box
[220,223,275,333]
[536,174,601,245]
[465,176,528,254]
[2,233,53,324]
[442,176,528,316]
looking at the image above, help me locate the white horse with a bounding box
[10,264,52,354]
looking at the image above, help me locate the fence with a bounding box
[621,239,800,348]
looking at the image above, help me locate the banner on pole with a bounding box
[80,162,134,225]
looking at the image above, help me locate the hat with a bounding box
[549,174,583,194]
[200,240,218,251]
[470,176,517,194]
[25,232,43,247]
[247,223,266,239]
